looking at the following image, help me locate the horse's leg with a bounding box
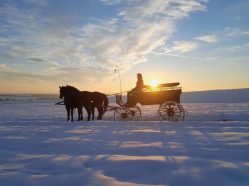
[77,108,80,121]
[77,107,80,121]
[85,107,91,121]
[66,106,70,121]
[97,106,103,120]
[91,107,95,120]
[71,108,73,122]
[80,107,83,120]
[96,106,100,120]
[100,107,103,120]
[88,110,91,121]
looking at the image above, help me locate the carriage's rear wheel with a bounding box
[114,107,131,121]
[128,106,141,121]
[158,101,185,121]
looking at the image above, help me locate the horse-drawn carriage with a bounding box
[108,82,185,121]
[58,82,185,122]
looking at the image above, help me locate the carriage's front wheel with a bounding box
[128,106,141,121]
[158,101,185,121]
[114,107,131,121]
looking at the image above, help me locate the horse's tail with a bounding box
[103,95,108,113]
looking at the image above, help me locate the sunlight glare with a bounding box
[149,80,159,87]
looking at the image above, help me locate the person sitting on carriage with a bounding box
[132,73,144,92]
[126,73,144,106]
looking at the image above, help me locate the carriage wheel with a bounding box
[179,104,185,120]
[114,107,131,121]
[158,101,185,121]
[128,106,141,121]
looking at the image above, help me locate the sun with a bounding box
[149,80,159,87]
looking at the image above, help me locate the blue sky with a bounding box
[0,0,249,93]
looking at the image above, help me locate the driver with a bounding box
[126,73,144,106]
[132,73,144,92]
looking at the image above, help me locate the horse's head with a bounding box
[59,85,79,99]
[59,86,66,99]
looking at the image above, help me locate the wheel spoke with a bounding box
[128,106,141,121]
[173,115,179,121]
[116,109,122,114]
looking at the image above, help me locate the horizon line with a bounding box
[1,87,249,95]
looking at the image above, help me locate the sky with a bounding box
[0,0,249,94]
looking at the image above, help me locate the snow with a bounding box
[1,98,249,186]
[182,88,249,103]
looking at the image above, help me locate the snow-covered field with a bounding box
[1,99,249,186]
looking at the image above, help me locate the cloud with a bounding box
[26,0,47,6]
[0,63,88,84]
[28,57,47,62]
[229,43,249,51]
[151,52,216,62]
[195,34,218,43]
[99,0,124,5]
[74,0,206,73]
[224,27,249,37]
[165,41,199,53]
[0,64,10,71]
[214,43,249,53]
[0,64,18,73]
[0,0,207,88]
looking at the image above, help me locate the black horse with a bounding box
[59,85,108,121]
[59,85,84,122]
[81,91,108,120]
[92,91,108,120]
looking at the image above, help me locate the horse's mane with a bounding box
[63,85,80,92]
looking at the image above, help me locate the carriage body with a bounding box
[114,82,185,121]
[127,87,181,106]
